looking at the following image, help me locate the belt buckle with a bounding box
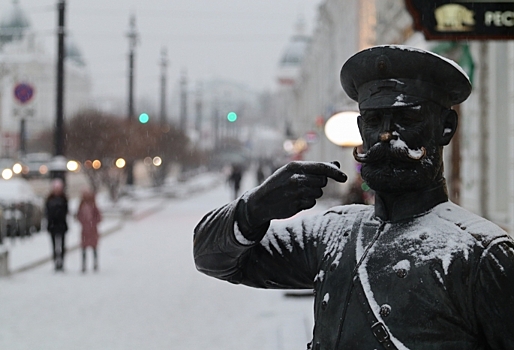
[371,322,390,343]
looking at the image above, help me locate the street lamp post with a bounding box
[53,0,66,183]
[126,14,138,186]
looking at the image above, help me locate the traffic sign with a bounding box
[14,83,35,104]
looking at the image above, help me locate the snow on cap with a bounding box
[340,45,472,110]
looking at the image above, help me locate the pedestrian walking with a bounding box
[194,45,514,349]
[227,164,243,200]
[45,178,68,271]
[76,189,102,273]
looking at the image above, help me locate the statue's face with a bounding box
[356,103,445,193]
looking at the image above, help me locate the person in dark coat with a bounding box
[227,164,243,200]
[45,178,69,271]
[193,46,514,349]
[76,189,102,273]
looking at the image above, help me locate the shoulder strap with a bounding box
[348,212,399,350]
[355,277,399,349]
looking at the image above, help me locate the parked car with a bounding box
[20,152,52,179]
[0,178,43,239]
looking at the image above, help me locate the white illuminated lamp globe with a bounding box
[324,111,363,147]
[153,156,162,166]
[66,160,80,172]
[12,163,23,174]
[2,168,13,180]
[115,158,126,169]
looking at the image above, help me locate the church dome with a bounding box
[277,17,310,86]
[279,17,310,67]
[66,36,86,66]
[0,0,31,46]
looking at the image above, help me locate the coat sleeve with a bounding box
[193,198,341,290]
[474,238,514,349]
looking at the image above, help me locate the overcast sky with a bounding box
[3,0,323,103]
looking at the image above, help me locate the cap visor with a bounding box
[359,93,425,110]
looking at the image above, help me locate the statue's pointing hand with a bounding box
[244,161,347,228]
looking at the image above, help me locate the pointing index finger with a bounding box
[296,161,348,183]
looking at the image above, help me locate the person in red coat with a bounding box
[76,190,102,273]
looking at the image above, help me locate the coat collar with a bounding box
[373,181,448,223]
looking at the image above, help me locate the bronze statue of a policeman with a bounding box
[193,45,514,349]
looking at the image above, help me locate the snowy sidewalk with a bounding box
[0,170,318,350]
[1,172,224,275]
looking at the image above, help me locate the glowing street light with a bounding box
[153,156,162,166]
[12,163,23,174]
[2,169,13,180]
[92,160,102,169]
[115,158,126,169]
[66,160,80,172]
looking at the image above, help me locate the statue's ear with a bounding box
[439,109,458,146]
[357,115,363,136]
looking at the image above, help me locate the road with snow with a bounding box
[0,173,315,350]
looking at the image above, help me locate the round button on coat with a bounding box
[380,304,391,317]
[321,301,328,310]
[396,268,408,278]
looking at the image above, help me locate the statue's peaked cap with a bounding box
[340,45,472,110]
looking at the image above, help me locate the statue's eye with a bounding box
[396,111,423,126]
[363,113,380,126]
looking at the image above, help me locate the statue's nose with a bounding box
[380,131,393,142]
[378,114,395,143]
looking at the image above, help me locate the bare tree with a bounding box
[64,109,203,198]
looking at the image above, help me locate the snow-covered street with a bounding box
[0,173,316,350]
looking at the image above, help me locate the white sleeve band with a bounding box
[234,221,256,246]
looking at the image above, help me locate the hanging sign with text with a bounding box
[405,0,514,40]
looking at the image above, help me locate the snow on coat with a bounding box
[194,196,514,349]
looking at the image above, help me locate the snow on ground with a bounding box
[0,170,331,350]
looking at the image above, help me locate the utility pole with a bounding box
[126,14,138,186]
[159,47,168,125]
[53,0,66,183]
[179,70,188,132]
[19,119,26,155]
[212,99,219,150]
[195,82,203,134]
[157,47,168,186]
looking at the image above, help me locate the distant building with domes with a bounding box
[0,0,91,157]
[274,18,310,143]
[276,17,310,87]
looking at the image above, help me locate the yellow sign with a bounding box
[435,4,476,32]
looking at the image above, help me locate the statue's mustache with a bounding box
[353,143,426,164]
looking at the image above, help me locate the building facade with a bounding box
[0,0,91,157]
